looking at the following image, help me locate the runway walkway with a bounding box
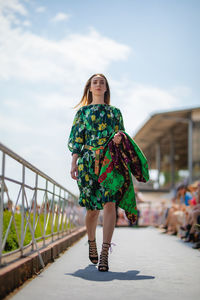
[10,226,200,300]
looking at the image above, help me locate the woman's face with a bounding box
[89,75,107,96]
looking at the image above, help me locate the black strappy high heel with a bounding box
[88,239,98,264]
[98,242,110,272]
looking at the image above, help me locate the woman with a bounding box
[68,73,125,272]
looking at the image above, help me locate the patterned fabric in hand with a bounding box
[98,131,149,224]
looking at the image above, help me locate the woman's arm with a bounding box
[68,108,85,156]
[70,153,79,180]
[68,108,85,180]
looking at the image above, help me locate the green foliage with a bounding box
[3,211,19,251]
[162,170,182,186]
[2,210,74,253]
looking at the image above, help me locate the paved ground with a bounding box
[10,226,200,300]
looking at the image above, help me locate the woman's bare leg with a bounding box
[103,202,116,243]
[98,202,116,271]
[85,210,100,241]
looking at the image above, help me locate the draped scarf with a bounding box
[98,131,149,224]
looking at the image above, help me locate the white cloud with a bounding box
[111,78,185,136]
[51,12,70,23]
[0,0,27,16]
[0,3,130,84]
[170,86,191,98]
[34,93,75,110]
[0,0,28,30]
[36,6,46,13]
[0,112,33,133]
[22,20,30,26]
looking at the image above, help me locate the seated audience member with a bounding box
[160,181,200,249]
[181,182,200,247]
[159,200,168,226]
[192,215,200,249]
[159,181,200,249]
[117,208,129,226]
[160,185,192,235]
[177,184,193,206]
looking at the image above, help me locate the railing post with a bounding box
[32,173,38,251]
[57,188,61,238]
[61,192,67,237]
[20,165,25,257]
[43,179,48,247]
[51,184,55,242]
[67,195,71,230]
[0,152,5,266]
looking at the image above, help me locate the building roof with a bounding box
[133,107,200,170]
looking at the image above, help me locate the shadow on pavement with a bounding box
[65,265,155,281]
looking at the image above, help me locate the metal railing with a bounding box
[0,142,84,268]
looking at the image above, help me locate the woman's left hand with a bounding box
[113,132,122,145]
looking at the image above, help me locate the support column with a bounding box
[170,133,175,189]
[156,142,161,189]
[188,119,193,184]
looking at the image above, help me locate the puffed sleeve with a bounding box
[68,108,85,156]
[114,108,125,132]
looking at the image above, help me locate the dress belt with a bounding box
[84,145,105,176]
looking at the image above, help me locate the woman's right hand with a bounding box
[70,163,78,180]
[113,132,122,145]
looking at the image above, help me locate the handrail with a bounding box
[0,142,83,268]
[0,142,75,197]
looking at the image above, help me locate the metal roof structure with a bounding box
[133,107,200,188]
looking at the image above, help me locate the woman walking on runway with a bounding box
[68,73,125,272]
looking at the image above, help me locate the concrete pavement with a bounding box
[10,226,200,300]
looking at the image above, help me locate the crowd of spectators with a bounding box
[114,180,200,250]
[159,180,200,249]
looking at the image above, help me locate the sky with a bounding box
[0,0,200,197]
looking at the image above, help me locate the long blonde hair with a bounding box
[73,73,110,109]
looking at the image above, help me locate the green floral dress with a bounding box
[68,103,125,210]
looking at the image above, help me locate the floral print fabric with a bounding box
[68,104,125,210]
[98,131,149,224]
